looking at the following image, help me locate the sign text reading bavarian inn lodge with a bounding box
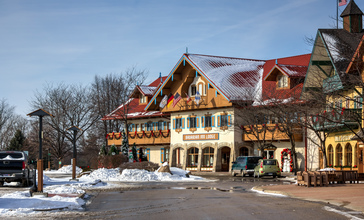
[183,133,219,141]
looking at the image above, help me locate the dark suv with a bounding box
[231,156,262,177]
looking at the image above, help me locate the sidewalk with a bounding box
[256,182,364,213]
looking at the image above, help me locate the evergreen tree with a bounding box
[121,130,129,156]
[132,143,137,162]
[109,144,117,155]
[7,130,25,151]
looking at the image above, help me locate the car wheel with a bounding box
[0,181,3,187]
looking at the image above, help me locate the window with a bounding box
[191,85,197,96]
[176,118,182,129]
[187,147,199,167]
[336,145,342,166]
[158,121,163,130]
[345,97,350,109]
[139,94,146,103]
[346,144,352,166]
[355,96,363,108]
[141,123,146,131]
[189,117,197,128]
[202,147,214,167]
[135,124,140,132]
[205,115,212,127]
[221,115,228,127]
[147,122,153,131]
[198,83,203,95]
[277,75,288,88]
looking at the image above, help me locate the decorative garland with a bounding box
[280,148,293,172]
[241,124,286,134]
[128,129,170,139]
[106,132,123,140]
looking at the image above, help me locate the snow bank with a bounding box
[57,165,83,174]
[318,168,336,171]
[80,167,204,182]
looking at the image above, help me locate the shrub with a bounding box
[98,154,128,168]
[119,161,160,172]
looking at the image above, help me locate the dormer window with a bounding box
[277,75,288,88]
[139,94,147,103]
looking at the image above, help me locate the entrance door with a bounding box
[359,147,364,173]
[221,147,230,172]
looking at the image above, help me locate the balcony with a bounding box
[312,108,362,131]
[242,124,303,142]
[107,130,171,146]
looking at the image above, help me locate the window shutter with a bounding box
[197,117,200,128]
[182,118,185,129]
[212,116,215,127]
[163,121,167,130]
[161,148,165,163]
[173,119,176,129]
[217,115,221,127]
[201,116,205,128]
[146,148,150,161]
[187,117,190,128]
[228,115,232,127]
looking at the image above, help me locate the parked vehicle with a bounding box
[0,151,34,187]
[254,159,281,178]
[231,156,262,177]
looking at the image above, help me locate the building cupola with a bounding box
[340,0,363,33]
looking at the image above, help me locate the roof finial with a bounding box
[186,47,188,54]
[275,59,278,65]
[159,72,162,82]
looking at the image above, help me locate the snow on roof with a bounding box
[138,85,156,96]
[321,32,345,63]
[186,54,265,101]
[278,64,307,77]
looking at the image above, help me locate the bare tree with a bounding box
[30,83,99,165]
[91,67,147,148]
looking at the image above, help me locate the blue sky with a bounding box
[1,0,363,115]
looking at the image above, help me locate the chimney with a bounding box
[340,0,363,33]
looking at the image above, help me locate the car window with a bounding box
[247,157,261,163]
[0,153,23,159]
[263,160,276,165]
[236,157,246,163]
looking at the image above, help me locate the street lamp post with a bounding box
[67,126,81,181]
[27,109,53,193]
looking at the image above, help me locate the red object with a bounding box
[339,0,347,6]
[173,92,182,107]
[185,92,191,103]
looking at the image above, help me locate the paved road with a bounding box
[54,176,361,220]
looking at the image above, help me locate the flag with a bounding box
[185,92,191,103]
[195,91,201,106]
[339,0,347,6]
[159,95,168,108]
[173,92,182,107]
[167,93,174,108]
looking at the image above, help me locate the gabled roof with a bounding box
[145,53,266,110]
[264,64,308,81]
[319,29,364,76]
[102,76,169,121]
[185,54,266,101]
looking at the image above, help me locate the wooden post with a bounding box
[72,158,76,180]
[37,159,43,192]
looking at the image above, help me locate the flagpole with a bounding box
[337,0,339,29]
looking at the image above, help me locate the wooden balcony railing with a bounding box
[107,130,171,146]
[312,108,362,131]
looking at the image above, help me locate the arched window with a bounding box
[345,144,352,166]
[187,147,199,167]
[336,145,342,166]
[202,147,214,167]
[240,147,249,156]
[327,145,333,166]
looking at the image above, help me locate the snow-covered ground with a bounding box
[0,166,207,217]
